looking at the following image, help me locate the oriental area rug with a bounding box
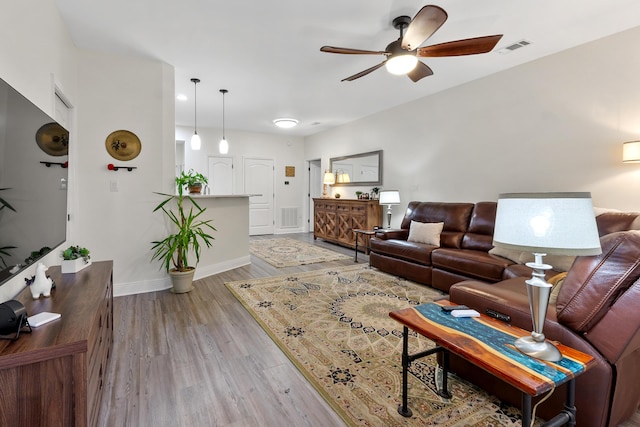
[226,265,540,426]
[249,238,351,267]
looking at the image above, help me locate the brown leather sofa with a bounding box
[369,201,640,426]
[369,201,562,292]
[449,230,640,427]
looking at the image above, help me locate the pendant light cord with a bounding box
[191,78,200,135]
[220,89,228,139]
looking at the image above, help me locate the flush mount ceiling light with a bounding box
[273,118,299,129]
[219,89,229,154]
[190,78,201,151]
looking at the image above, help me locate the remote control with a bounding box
[441,305,469,312]
[486,308,511,323]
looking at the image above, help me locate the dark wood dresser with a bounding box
[0,260,113,427]
[313,198,383,250]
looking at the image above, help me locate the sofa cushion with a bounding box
[557,230,640,332]
[595,211,640,236]
[369,238,436,266]
[432,248,512,282]
[407,221,444,246]
[461,201,497,252]
[400,202,474,248]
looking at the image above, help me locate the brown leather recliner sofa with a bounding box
[369,201,564,293]
[449,230,640,427]
[369,201,640,426]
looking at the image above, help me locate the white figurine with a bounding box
[31,263,54,299]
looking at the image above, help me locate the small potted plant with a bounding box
[355,191,363,199]
[370,187,380,200]
[179,169,208,194]
[60,245,91,273]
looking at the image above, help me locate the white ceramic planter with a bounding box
[61,258,92,274]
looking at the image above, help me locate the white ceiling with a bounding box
[55,0,640,137]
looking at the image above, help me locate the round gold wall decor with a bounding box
[35,122,69,156]
[105,130,141,161]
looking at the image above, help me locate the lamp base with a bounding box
[515,335,562,362]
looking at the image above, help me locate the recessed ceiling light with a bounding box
[176,94,188,101]
[273,118,298,129]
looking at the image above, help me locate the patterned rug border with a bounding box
[249,237,351,267]
[225,265,366,425]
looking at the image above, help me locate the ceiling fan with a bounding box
[320,5,503,82]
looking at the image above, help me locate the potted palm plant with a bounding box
[151,174,216,293]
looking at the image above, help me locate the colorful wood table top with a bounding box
[389,301,596,397]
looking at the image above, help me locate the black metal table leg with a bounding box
[354,232,359,262]
[398,326,413,417]
[522,394,532,427]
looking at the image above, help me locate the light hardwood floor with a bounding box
[98,233,640,427]
[98,233,353,427]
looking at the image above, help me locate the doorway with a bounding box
[244,157,274,235]
[308,159,321,232]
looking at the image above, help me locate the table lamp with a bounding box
[492,192,601,361]
[379,190,400,228]
[322,170,335,198]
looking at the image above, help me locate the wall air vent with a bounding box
[498,39,532,54]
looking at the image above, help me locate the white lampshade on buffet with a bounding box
[322,170,335,198]
[493,192,601,361]
[379,190,401,228]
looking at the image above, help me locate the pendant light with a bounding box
[190,78,201,150]
[219,89,229,154]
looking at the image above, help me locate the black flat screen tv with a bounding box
[0,77,69,286]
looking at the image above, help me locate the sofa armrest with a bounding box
[374,229,408,240]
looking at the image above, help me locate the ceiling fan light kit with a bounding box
[320,5,503,82]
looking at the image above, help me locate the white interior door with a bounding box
[308,159,321,232]
[208,156,233,195]
[244,157,274,235]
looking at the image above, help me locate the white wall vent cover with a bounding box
[498,39,532,54]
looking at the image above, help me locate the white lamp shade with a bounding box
[190,133,201,150]
[323,171,335,185]
[385,55,418,75]
[623,141,640,163]
[379,190,400,205]
[493,192,602,256]
[336,172,350,183]
[219,138,229,154]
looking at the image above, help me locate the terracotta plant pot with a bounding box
[188,183,202,194]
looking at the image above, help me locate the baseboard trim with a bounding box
[114,255,252,297]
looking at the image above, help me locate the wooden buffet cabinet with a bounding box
[0,261,113,427]
[313,198,383,251]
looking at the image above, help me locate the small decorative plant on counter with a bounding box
[60,245,91,273]
[151,174,216,293]
[179,169,208,194]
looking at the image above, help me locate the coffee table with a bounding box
[389,301,595,426]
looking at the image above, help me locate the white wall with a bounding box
[305,26,640,227]
[75,49,176,293]
[176,125,307,233]
[0,0,78,301]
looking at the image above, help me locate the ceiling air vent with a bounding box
[498,39,532,54]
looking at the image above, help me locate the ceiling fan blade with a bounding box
[341,61,386,82]
[417,35,503,57]
[401,5,448,51]
[321,46,387,55]
[407,61,433,82]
